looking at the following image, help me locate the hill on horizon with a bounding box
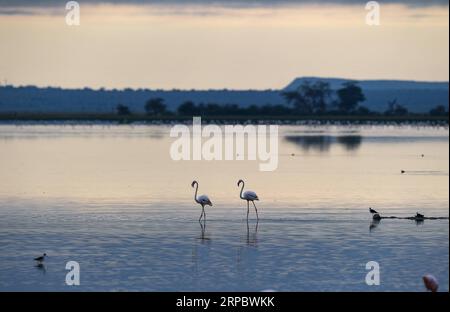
[285,77,449,91]
[284,77,449,113]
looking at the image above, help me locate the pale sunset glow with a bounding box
[0,2,448,89]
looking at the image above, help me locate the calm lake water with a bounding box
[0,123,448,291]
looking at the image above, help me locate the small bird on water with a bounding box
[415,212,425,219]
[34,253,46,263]
[369,208,378,214]
[401,170,406,174]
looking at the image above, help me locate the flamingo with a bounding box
[237,179,259,220]
[191,181,212,221]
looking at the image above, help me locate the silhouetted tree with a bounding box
[429,105,448,116]
[145,98,166,116]
[178,101,197,115]
[385,99,409,116]
[394,105,408,116]
[282,90,309,113]
[258,104,292,116]
[304,81,332,114]
[116,104,131,115]
[245,105,260,116]
[177,101,295,116]
[336,82,366,113]
[282,81,332,114]
[355,106,372,115]
[385,99,397,115]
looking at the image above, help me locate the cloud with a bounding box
[0,0,447,16]
[0,0,448,7]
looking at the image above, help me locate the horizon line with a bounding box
[1,76,449,92]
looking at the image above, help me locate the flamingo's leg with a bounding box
[252,201,259,220]
[246,219,250,244]
[199,205,204,221]
[203,205,206,222]
[247,201,249,220]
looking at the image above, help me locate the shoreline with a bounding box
[0,113,448,125]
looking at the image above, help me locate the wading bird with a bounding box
[34,253,46,264]
[191,181,212,221]
[238,179,259,220]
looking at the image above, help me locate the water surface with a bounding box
[0,124,448,291]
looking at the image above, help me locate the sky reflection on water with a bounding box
[0,124,448,291]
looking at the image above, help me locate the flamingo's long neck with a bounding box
[239,182,245,199]
[194,183,199,203]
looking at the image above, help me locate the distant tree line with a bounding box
[282,81,367,114]
[116,81,449,117]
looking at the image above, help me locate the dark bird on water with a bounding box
[369,208,378,214]
[34,253,46,263]
[401,170,406,174]
[416,212,425,219]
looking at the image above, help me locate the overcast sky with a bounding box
[0,0,448,7]
[0,1,448,89]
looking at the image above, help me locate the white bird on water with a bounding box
[238,179,259,220]
[191,181,212,221]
